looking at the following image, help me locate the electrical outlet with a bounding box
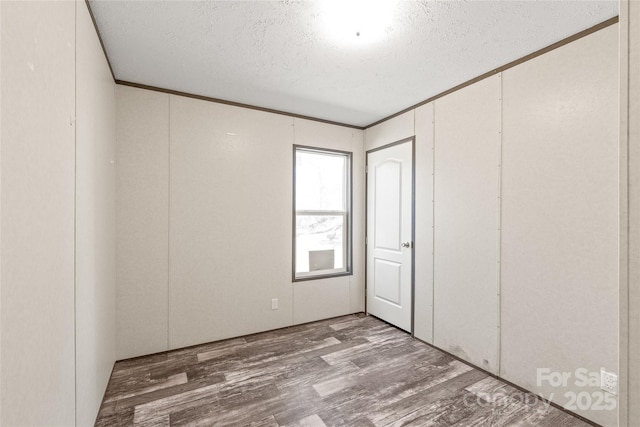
[600,369,618,395]
[271,298,278,310]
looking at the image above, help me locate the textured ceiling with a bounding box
[89,0,618,127]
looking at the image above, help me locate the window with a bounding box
[293,146,352,281]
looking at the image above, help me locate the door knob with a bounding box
[401,242,411,248]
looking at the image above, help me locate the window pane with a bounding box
[295,215,344,274]
[293,146,351,281]
[296,151,345,211]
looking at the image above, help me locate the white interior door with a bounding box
[366,140,413,332]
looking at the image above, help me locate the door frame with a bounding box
[365,136,416,335]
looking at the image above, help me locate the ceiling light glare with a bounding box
[322,0,396,45]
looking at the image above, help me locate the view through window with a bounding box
[294,146,352,280]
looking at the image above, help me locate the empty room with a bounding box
[1,0,640,426]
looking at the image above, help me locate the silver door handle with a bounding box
[401,242,411,248]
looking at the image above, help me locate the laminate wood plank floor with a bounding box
[96,314,593,427]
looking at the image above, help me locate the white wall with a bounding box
[433,75,501,374]
[1,2,76,424]
[364,24,618,426]
[75,2,117,426]
[168,95,294,349]
[1,1,117,424]
[364,111,414,152]
[116,86,365,358]
[622,2,640,425]
[0,2,3,421]
[500,24,618,426]
[413,104,434,343]
[116,86,170,359]
[633,4,640,419]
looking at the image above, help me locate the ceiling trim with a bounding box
[365,15,619,129]
[114,80,366,130]
[84,0,115,81]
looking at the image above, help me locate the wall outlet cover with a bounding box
[600,369,618,395]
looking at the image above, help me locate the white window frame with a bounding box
[293,145,352,281]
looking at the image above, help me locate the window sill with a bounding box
[293,271,352,282]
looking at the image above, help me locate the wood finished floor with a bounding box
[96,314,593,427]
